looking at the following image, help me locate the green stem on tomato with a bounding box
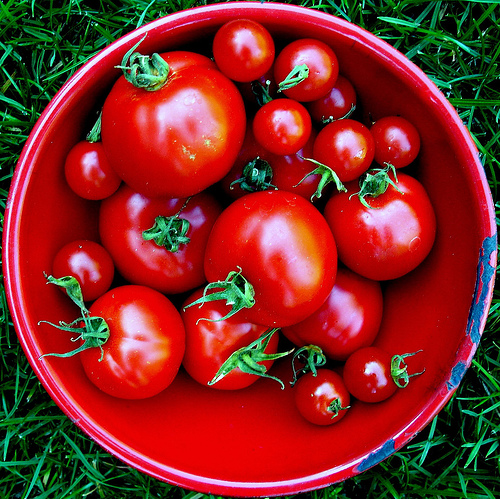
[230,157,277,194]
[277,63,309,92]
[391,350,426,388]
[290,344,327,386]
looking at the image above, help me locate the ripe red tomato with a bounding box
[64,140,121,200]
[274,38,339,102]
[80,285,185,399]
[312,118,375,182]
[181,287,279,390]
[212,19,275,83]
[370,115,421,168]
[101,49,246,198]
[282,267,383,361]
[52,239,114,302]
[306,75,357,123]
[201,190,338,327]
[294,369,350,425]
[343,346,397,403]
[324,171,436,281]
[252,98,312,155]
[99,184,222,294]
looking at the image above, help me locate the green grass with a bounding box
[1,0,499,498]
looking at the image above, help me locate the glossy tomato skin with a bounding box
[181,287,277,390]
[213,19,275,83]
[343,346,397,403]
[99,184,223,295]
[64,140,121,200]
[274,38,339,102]
[282,267,383,361]
[312,118,375,182]
[370,116,421,169]
[324,172,436,281]
[101,58,246,198]
[294,369,350,425]
[253,98,312,156]
[52,239,115,302]
[80,285,185,399]
[204,190,338,327]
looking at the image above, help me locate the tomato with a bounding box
[252,98,312,155]
[294,369,350,425]
[282,267,383,361]
[64,140,121,200]
[80,285,185,399]
[370,115,421,169]
[312,118,375,182]
[324,171,436,281]
[101,48,246,198]
[199,190,338,327]
[213,19,275,83]
[52,239,114,302]
[274,38,339,102]
[306,75,357,124]
[99,184,222,294]
[181,287,280,390]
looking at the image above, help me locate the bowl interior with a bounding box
[4,3,496,496]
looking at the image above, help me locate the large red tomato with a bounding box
[99,184,222,294]
[282,267,383,361]
[101,49,246,198]
[80,285,185,399]
[198,190,338,327]
[324,171,436,281]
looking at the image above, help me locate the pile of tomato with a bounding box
[42,19,437,426]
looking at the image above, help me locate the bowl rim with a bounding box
[3,2,497,496]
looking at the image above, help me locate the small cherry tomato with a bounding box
[274,38,339,102]
[282,267,383,361]
[324,170,436,281]
[80,285,186,399]
[213,19,275,82]
[306,75,357,124]
[294,369,350,425]
[52,239,114,302]
[343,346,397,403]
[370,116,421,168]
[64,140,121,200]
[312,118,375,182]
[253,98,312,156]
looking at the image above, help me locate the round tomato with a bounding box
[282,267,383,361]
[370,115,421,169]
[181,287,280,390]
[306,75,357,124]
[213,19,275,82]
[324,171,436,281]
[101,49,246,198]
[274,38,339,102]
[199,190,338,327]
[99,184,222,294]
[52,239,114,302]
[252,98,312,155]
[64,140,121,200]
[294,369,350,425]
[312,118,375,182]
[80,285,185,399]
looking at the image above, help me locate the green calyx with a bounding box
[251,79,274,106]
[350,163,402,209]
[327,398,351,419]
[290,344,327,386]
[142,197,191,253]
[86,112,102,143]
[39,275,109,361]
[391,350,426,388]
[183,267,255,323]
[277,64,310,92]
[230,157,277,194]
[116,35,169,91]
[209,328,294,389]
[321,103,357,124]
[294,156,347,201]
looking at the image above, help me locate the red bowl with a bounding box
[3,2,497,496]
